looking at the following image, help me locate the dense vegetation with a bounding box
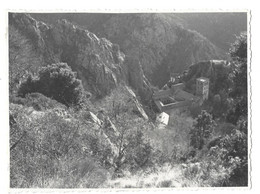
[9,13,248,188]
[18,63,86,108]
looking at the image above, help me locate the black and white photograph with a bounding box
[5,8,252,190]
[0,1,260,191]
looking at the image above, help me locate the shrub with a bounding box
[10,106,110,188]
[158,180,173,187]
[107,113,156,175]
[226,97,247,125]
[190,110,216,150]
[25,93,65,111]
[217,129,248,186]
[9,95,27,106]
[18,63,86,108]
[226,32,247,125]
[11,92,66,111]
[125,129,153,171]
[189,104,202,118]
[17,74,39,97]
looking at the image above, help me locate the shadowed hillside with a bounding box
[31,13,230,87]
[175,12,247,52]
[9,13,153,99]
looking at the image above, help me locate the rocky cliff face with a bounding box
[9,13,152,98]
[30,13,227,88]
[79,13,226,87]
[49,18,126,97]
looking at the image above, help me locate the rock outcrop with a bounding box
[125,86,149,120]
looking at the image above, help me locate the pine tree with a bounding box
[190,110,216,149]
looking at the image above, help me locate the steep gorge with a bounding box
[96,13,225,84]
[31,13,227,87]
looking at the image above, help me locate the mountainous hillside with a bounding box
[175,13,247,52]
[31,13,228,87]
[9,14,155,187]
[9,13,152,99]
[9,12,248,188]
[31,12,247,54]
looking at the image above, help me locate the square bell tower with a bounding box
[196,77,209,100]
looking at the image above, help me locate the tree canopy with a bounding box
[18,63,86,107]
[190,110,216,150]
[227,32,248,124]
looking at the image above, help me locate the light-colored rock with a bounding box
[88,111,102,126]
[103,116,120,137]
[125,86,149,120]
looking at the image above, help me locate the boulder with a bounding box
[88,111,102,126]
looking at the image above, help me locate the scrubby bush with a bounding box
[111,113,155,176]
[42,157,108,188]
[187,121,248,186]
[10,92,66,111]
[189,104,202,118]
[226,97,247,125]
[10,104,111,188]
[125,129,153,171]
[18,63,86,108]
[226,32,247,125]
[190,110,216,150]
[217,129,248,186]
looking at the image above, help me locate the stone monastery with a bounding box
[153,77,209,126]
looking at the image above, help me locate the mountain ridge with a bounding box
[9,13,153,99]
[30,13,230,86]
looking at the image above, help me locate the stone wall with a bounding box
[160,100,192,111]
[154,100,192,112]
